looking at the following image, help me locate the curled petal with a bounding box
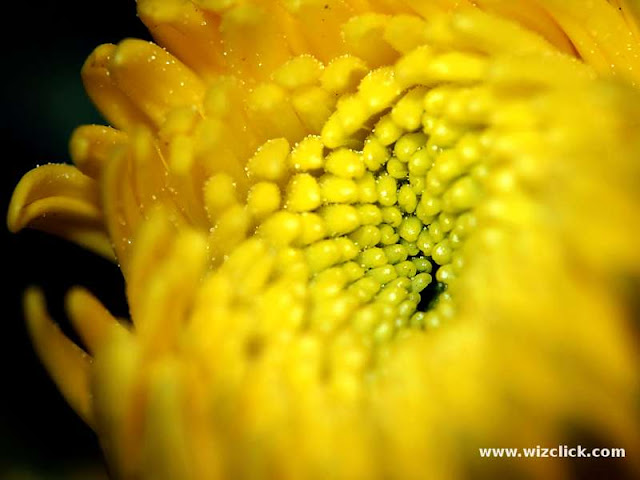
[7,164,114,260]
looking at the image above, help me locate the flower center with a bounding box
[213,67,486,352]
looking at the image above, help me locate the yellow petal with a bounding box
[66,287,129,354]
[132,225,209,354]
[141,359,194,480]
[91,324,144,480]
[8,164,114,260]
[69,124,128,179]
[537,0,640,84]
[424,7,559,55]
[108,39,206,127]
[82,44,156,131]
[137,0,226,79]
[24,288,94,428]
[472,0,576,55]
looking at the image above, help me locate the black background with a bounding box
[0,1,150,476]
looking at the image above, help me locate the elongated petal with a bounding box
[141,359,194,480]
[125,211,175,322]
[24,289,95,428]
[472,0,576,54]
[614,0,640,42]
[536,0,640,83]
[91,325,144,480]
[66,287,129,354]
[135,228,208,354]
[424,7,560,55]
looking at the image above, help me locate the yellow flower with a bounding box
[8,0,640,479]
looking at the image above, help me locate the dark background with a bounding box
[0,1,150,477]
